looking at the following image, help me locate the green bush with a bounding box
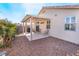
[0,18,16,47]
[0,44,4,48]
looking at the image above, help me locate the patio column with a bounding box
[22,22,25,35]
[30,17,32,41]
[25,22,27,34]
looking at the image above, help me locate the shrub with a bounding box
[0,18,16,47]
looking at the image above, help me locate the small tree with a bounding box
[0,19,16,47]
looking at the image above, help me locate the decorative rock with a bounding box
[0,51,7,56]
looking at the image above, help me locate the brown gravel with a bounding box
[0,36,79,56]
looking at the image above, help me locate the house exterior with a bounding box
[38,5,79,44]
[22,5,79,44]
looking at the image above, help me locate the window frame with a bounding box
[47,20,50,29]
[65,16,76,31]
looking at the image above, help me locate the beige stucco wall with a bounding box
[38,8,79,44]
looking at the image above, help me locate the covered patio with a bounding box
[22,15,50,41]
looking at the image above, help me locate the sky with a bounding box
[0,3,79,23]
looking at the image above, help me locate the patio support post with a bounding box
[22,22,24,34]
[30,17,32,41]
[25,22,27,34]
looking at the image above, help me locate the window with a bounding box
[65,16,76,31]
[47,20,50,29]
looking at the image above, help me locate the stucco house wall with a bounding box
[38,8,79,44]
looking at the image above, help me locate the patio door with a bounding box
[27,26,30,33]
[36,25,40,32]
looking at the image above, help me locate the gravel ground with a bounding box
[0,36,79,56]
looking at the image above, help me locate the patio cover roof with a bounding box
[22,15,49,22]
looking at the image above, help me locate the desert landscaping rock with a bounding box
[0,36,79,56]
